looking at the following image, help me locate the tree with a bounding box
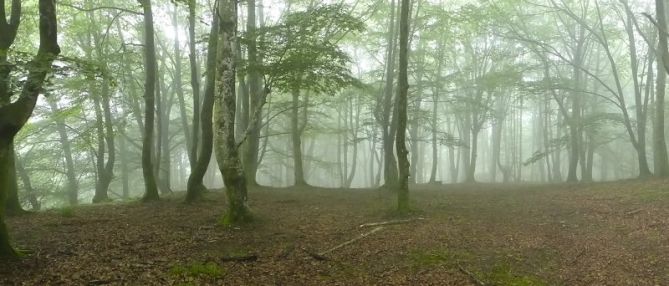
[139,0,159,202]
[186,4,219,203]
[215,0,251,225]
[396,0,411,214]
[654,0,669,177]
[0,0,23,215]
[0,0,60,258]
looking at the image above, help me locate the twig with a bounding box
[457,263,486,286]
[320,226,385,256]
[306,226,385,261]
[358,217,425,228]
[220,254,258,262]
[88,279,121,285]
[626,209,643,216]
[303,248,329,261]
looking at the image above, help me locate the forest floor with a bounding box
[2,180,669,285]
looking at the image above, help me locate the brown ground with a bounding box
[2,180,669,285]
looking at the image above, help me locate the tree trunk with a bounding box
[0,0,23,216]
[14,154,39,210]
[186,8,218,202]
[47,97,79,205]
[655,0,669,177]
[0,0,60,258]
[173,3,194,168]
[187,0,201,170]
[215,0,251,225]
[140,0,160,202]
[291,88,307,186]
[381,0,399,189]
[396,0,411,214]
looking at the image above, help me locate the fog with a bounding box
[1,0,669,283]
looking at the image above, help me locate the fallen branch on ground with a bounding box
[457,263,485,286]
[358,217,425,228]
[306,226,385,260]
[626,209,643,216]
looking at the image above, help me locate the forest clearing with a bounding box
[4,0,669,284]
[2,180,669,285]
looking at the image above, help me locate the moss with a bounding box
[485,263,545,286]
[170,261,225,279]
[408,249,454,269]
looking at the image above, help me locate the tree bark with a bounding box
[187,0,200,170]
[215,0,251,225]
[0,0,59,258]
[186,12,218,202]
[140,0,160,202]
[396,0,411,214]
[291,88,307,186]
[655,0,669,177]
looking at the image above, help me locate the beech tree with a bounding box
[0,0,60,257]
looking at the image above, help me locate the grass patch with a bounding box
[170,262,225,279]
[57,206,75,218]
[636,189,669,203]
[484,263,545,286]
[408,249,457,270]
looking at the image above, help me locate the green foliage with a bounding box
[170,261,225,279]
[254,4,365,95]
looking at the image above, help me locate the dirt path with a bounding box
[2,180,669,285]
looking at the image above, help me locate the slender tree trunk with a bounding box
[381,0,399,189]
[47,97,79,205]
[291,88,307,186]
[14,154,39,210]
[429,91,439,183]
[186,9,218,202]
[188,0,201,170]
[173,3,193,168]
[140,0,160,202]
[396,0,411,214]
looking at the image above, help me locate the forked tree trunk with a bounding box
[186,12,218,202]
[0,0,60,258]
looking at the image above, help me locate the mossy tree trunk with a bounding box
[0,0,60,258]
[0,0,23,216]
[215,0,251,225]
